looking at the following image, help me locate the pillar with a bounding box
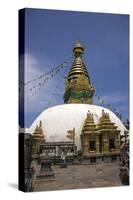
[96,135,100,153]
[103,133,109,153]
[115,133,120,151]
[82,137,89,156]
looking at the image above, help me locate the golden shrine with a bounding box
[32,121,45,154]
[81,110,120,163]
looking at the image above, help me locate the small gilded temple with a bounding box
[32,121,45,154]
[30,41,126,164]
[81,110,120,163]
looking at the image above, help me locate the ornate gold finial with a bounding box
[35,125,39,131]
[102,109,105,116]
[87,111,94,121]
[73,40,84,56]
[101,109,110,119]
[39,120,42,128]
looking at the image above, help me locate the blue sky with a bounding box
[19,8,129,128]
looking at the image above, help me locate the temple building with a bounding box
[29,41,127,164]
[81,110,120,163]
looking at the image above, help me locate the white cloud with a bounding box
[24,53,42,82]
[24,53,65,118]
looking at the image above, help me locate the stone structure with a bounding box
[19,131,34,192]
[119,120,129,185]
[119,142,129,185]
[32,121,45,155]
[81,110,120,163]
[37,157,54,179]
[64,41,95,104]
[23,133,33,169]
[120,120,129,146]
[40,141,75,164]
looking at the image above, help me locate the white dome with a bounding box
[29,104,126,150]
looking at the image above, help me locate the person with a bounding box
[61,151,66,164]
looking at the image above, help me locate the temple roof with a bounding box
[82,112,97,134]
[97,110,119,132]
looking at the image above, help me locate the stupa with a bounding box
[30,41,127,163]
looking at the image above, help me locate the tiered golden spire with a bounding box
[67,41,90,81]
[64,41,95,104]
[32,121,45,142]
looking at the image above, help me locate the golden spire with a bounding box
[67,40,89,81]
[64,41,95,104]
[32,121,45,141]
